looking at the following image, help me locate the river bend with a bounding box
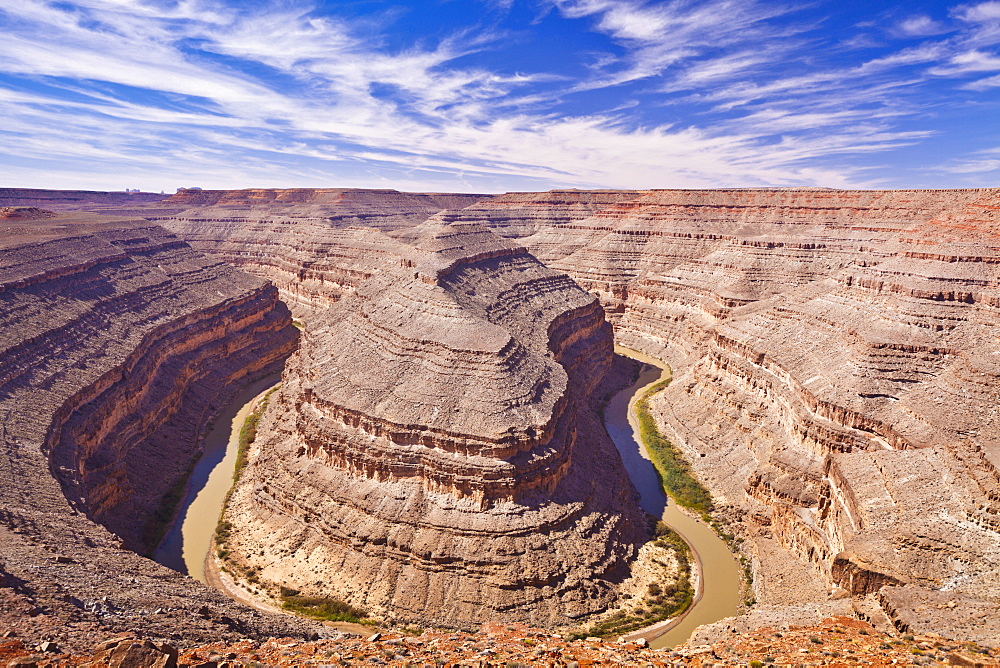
[607,347,742,648]
[154,374,281,582]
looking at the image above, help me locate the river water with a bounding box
[154,374,281,583]
[607,347,742,648]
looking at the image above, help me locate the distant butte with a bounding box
[0,186,998,649]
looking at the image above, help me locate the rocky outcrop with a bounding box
[0,207,57,220]
[0,213,318,650]
[221,221,648,629]
[142,189,491,316]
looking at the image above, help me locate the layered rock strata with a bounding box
[221,221,647,628]
[142,188,491,316]
[443,188,1000,641]
[0,213,316,649]
[7,186,1000,645]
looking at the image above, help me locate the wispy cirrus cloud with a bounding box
[0,0,999,192]
[547,0,797,90]
[930,49,1000,74]
[893,15,951,37]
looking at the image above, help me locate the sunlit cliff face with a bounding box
[218,221,648,628]
[158,187,1000,643]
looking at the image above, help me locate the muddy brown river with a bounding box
[155,350,738,645]
[608,347,742,648]
[154,374,281,582]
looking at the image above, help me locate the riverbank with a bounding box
[609,347,742,649]
[156,345,740,646]
[201,387,376,636]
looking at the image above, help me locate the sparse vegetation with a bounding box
[570,520,695,640]
[215,386,278,577]
[233,386,279,487]
[636,363,759,610]
[149,381,280,560]
[635,378,713,514]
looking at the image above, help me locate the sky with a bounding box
[1,0,1000,193]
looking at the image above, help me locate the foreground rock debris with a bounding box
[2,617,998,666]
[0,186,999,655]
[220,220,648,627]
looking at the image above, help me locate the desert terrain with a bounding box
[0,186,998,665]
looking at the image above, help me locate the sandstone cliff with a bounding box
[221,221,648,629]
[5,186,1000,648]
[0,213,318,649]
[444,187,1000,642]
[144,188,491,315]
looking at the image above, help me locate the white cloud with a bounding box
[0,0,996,192]
[953,1,1000,23]
[894,15,949,37]
[549,0,794,90]
[952,1,1000,45]
[929,48,1000,74]
[963,72,1000,87]
[946,158,1000,172]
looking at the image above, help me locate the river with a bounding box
[153,351,738,644]
[154,373,281,583]
[607,347,743,648]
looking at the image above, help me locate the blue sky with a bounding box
[1,0,999,193]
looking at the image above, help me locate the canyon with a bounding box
[0,208,318,650]
[220,220,648,628]
[0,185,998,653]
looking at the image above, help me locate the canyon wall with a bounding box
[448,188,1000,642]
[0,210,316,648]
[147,188,490,315]
[221,221,648,629]
[4,186,999,645]
[139,187,1000,642]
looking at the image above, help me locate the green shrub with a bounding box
[233,387,278,485]
[635,381,713,513]
[280,594,367,623]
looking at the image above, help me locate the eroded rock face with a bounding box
[222,221,647,628]
[442,187,1000,641]
[146,188,491,316]
[6,186,1000,645]
[0,214,317,649]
